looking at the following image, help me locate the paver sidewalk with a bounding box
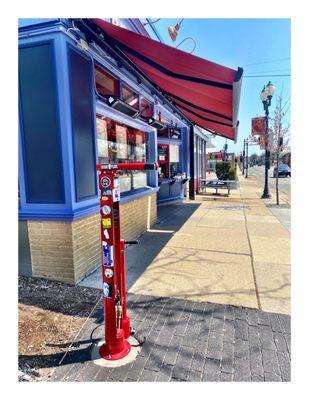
[50,294,290,382]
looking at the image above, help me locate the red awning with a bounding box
[91,19,243,141]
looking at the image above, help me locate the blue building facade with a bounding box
[18,18,192,283]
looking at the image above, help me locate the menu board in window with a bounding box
[135,132,146,162]
[96,117,108,161]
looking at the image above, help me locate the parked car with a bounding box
[273,163,291,177]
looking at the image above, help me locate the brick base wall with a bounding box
[20,192,157,284]
[121,192,157,241]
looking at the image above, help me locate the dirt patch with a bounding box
[18,276,102,381]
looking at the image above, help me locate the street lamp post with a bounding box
[260,81,275,199]
[242,139,245,175]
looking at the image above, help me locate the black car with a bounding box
[273,163,291,177]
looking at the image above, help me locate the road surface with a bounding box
[247,165,291,204]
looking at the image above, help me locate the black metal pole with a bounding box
[261,104,271,198]
[242,139,245,175]
[189,124,195,200]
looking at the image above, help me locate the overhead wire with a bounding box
[243,74,290,78]
[243,57,290,67]
[245,69,291,75]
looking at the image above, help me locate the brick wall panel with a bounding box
[24,193,157,284]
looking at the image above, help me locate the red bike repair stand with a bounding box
[96,162,158,361]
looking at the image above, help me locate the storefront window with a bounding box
[169,144,181,176]
[157,144,181,178]
[96,117,109,163]
[96,116,148,193]
[95,65,119,97]
[121,84,139,110]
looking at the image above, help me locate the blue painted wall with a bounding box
[18,19,191,221]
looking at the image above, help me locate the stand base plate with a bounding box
[91,336,141,368]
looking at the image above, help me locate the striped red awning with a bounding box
[92,19,243,141]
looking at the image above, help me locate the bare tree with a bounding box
[270,94,291,205]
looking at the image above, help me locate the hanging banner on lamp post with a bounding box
[251,117,266,136]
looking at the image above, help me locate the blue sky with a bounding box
[144,18,291,156]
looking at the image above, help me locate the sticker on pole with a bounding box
[104,268,114,279]
[102,205,111,215]
[101,176,111,189]
[102,218,112,229]
[103,242,114,266]
[113,187,120,202]
[103,229,110,239]
[103,282,112,298]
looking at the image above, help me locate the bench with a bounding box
[199,179,237,196]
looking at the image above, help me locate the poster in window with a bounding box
[135,132,146,162]
[96,118,108,159]
[169,145,179,162]
[116,125,127,160]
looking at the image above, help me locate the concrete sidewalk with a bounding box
[125,174,290,315]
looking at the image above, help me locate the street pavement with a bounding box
[50,294,290,382]
[247,165,291,205]
[71,169,291,382]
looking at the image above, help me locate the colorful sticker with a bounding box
[102,218,112,228]
[101,196,109,201]
[103,282,112,298]
[113,187,120,202]
[101,189,112,196]
[102,205,111,215]
[104,268,114,279]
[103,242,114,266]
[101,176,111,188]
[103,229,110,239]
